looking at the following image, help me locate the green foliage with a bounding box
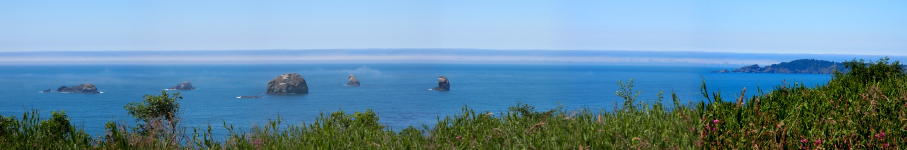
[0,110,93,149]
[616,79,642,109]
[327,109,385,131]
[125,90,182,125]
[837,57,904,83]
[507,102,557,120]
[700,57,907,149]
[105,90,188,149]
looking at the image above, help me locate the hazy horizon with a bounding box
[2,49,904,66]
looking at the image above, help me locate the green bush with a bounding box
[105,90,187,149]
[0,110,93,149]
[124,90,182,133]
[700,57,907,149]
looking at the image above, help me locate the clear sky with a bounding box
[1,1,905,55]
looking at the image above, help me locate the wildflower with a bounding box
[881,131,885,138]
[675,146,679,149]
[713,119,719,123]
[801,139,807,143]
[456,136,461,140]
[814,139,821,146]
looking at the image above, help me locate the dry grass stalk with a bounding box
[737,87,747,108]
[631,137,649,149]
[527,123,547,134]
[597,114,602,124]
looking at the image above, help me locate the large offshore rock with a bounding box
[168,81,196,90]
[347,75,360,86]
[430,76,450,91]
[56,84,101,93]
[266,73,308,94]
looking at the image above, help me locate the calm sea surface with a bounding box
[0,64,831,136]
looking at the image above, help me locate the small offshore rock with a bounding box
[42,89,51,93]
[168,81,196,90]
[238,96,262,98]
[56,84,101,93]
[710,69,730,73]
[430,76,450,91]
[266,73,308,94]
[347,74,360,86]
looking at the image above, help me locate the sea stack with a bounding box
[266,73,308,94]
[56,84,101,93]
[168,81,196,90]
[347,75,360,86]
[430,76,450,91]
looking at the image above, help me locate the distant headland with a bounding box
[712,59,849,74]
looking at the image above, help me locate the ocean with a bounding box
[0,64,831,137]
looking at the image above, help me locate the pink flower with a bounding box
[881,131,886,138]
[456,136,461,140]
[713,119,719,123]
[675,146,679,149]
[801,139,807,143]
[815,139,821,146]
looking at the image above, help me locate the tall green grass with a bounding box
[700,57,906,149]
[0,57,904,149]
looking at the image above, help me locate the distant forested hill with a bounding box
[712,59,849,74]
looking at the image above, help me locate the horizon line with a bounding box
[2,48,904,56]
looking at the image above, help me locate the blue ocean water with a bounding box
[0,64,831,136]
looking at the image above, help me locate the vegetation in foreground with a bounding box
[1,57,904,149]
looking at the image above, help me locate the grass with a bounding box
[1,57,904,149]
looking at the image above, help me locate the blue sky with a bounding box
[1,1,905,55]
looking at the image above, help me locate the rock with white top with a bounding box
[430,76,450,91]
[347,75,360,86]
